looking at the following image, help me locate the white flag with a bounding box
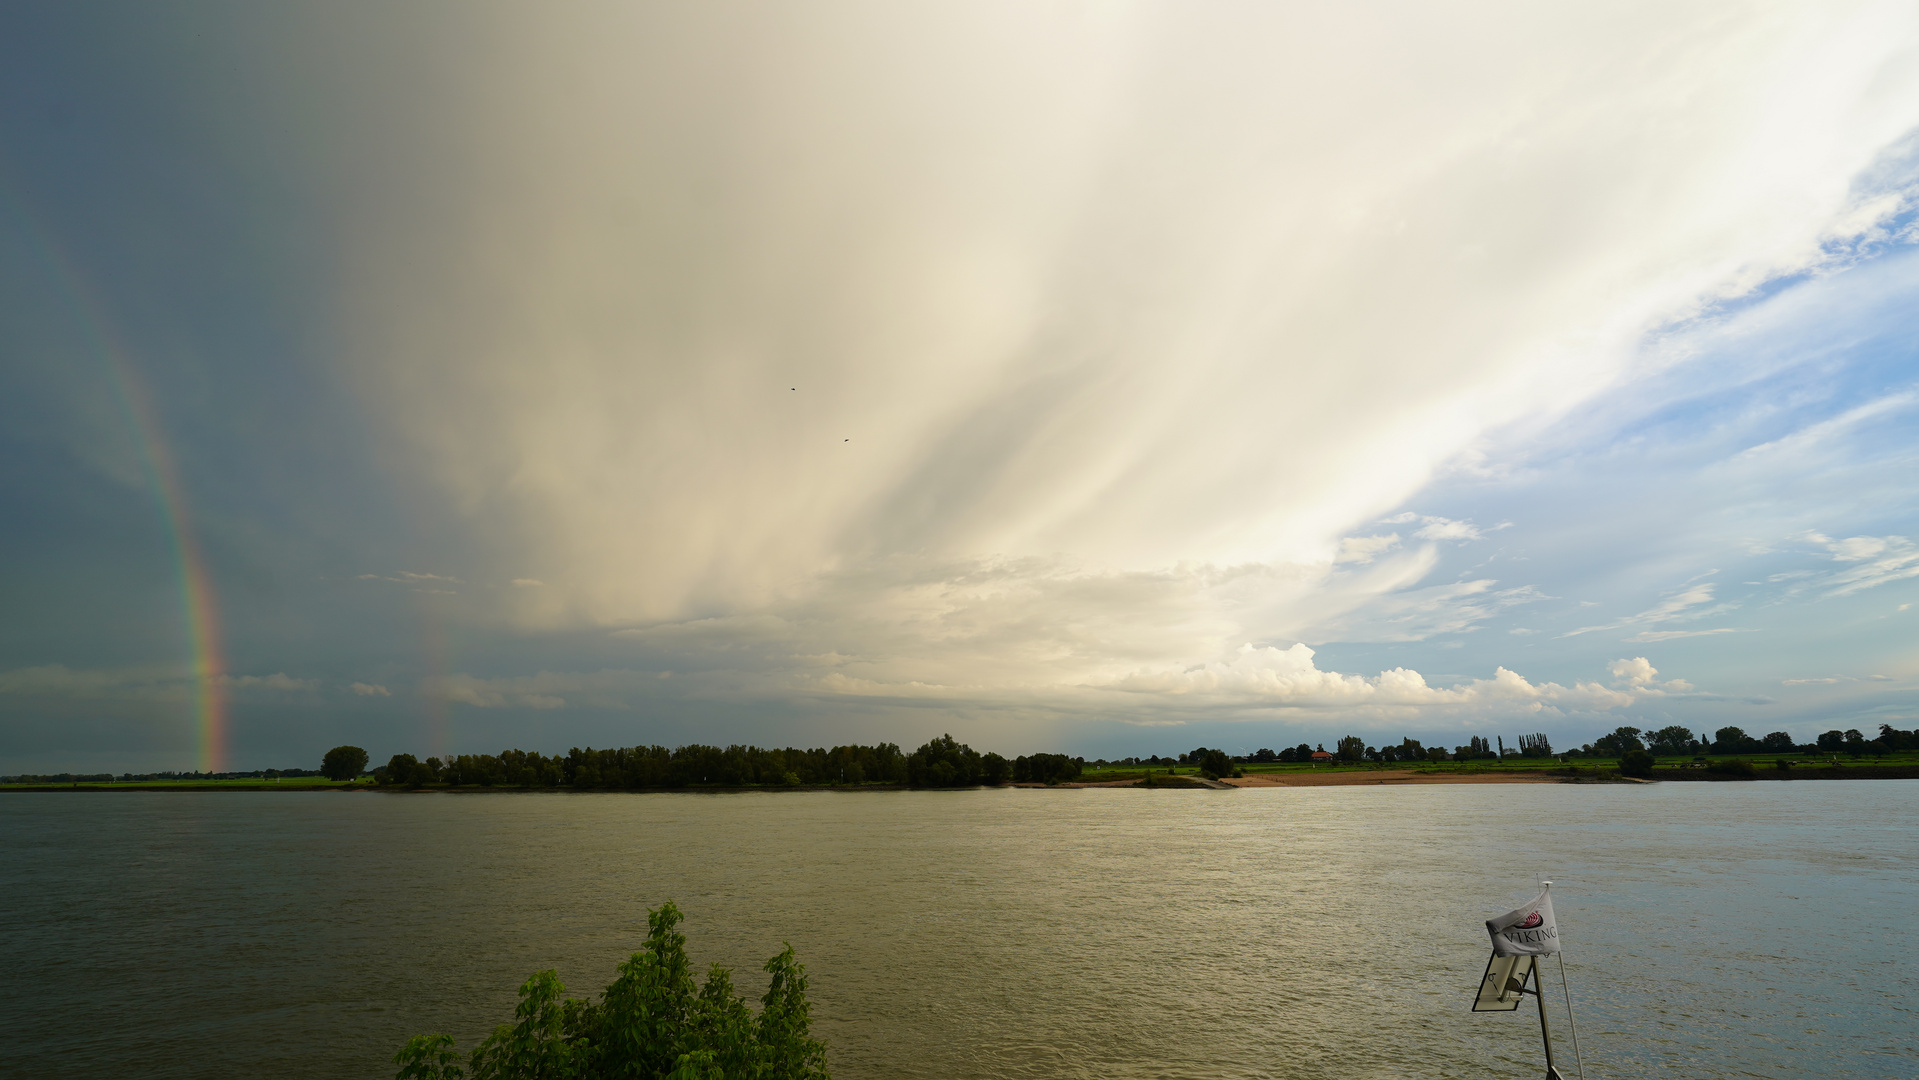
[1486,884,1560,956]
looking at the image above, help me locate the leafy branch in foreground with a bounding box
[395,902,828,1080]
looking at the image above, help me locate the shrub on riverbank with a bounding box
[1619,750,1655,779]
[1134,772,1208,788]
[395,902,826,1080]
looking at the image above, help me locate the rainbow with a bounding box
[0,185,231,773]
[121,382,231,775]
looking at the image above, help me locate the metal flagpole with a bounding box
[1557,954,1585,1080]
[1531,959,1561,1080]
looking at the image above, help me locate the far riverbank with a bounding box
[8,761,1917,793]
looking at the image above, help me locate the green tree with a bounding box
[1334,736,1365,763]
[1646,726,1693,757]
[980,753,1010,785]
[1197,748,1233,778]
[394,902,828,1080]
[1454,736,1497,761]
[1712,726,1758,755]
[322,745,368,782]
[1591,727,1644,758]
[468,970,579,1080]
[755,945,828,1080]
[906,735,981,787]
[1012,753,1080,785]
[382,753,427,787]
[395,1034,465,1080]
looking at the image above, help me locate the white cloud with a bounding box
[0,665,188,701]
[1830,536,1889,560]
[1815,533,1919,595]
[218,673,317,692]
[1371,514,1486,541]
[1737,389,1918,460]
[0,666,314,699]
[597,545,1556,714]
[1607,657,1695,695]
[1608,657,1659,687]
[1759,533,1919,600]
[425,669,689,711]
[1313,579,1546,643]
[68,1,1887,741]
[1623,627,1753,643]
[812,672,955,698]
[1413,517,1483,542]
[1564,582,1732,637]
[432,674,566,710]
[1105,643,1634,715]
[1335,534,1400,564]
[1782,673,1897,685]
[13,2,1919,761]
[359,570,463,592]
[331,1,1919,669]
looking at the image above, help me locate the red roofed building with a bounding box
[1310,750,1334,764]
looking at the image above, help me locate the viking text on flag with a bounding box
[1486,885,1561,956]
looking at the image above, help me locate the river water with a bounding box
[2,781,1913,1079]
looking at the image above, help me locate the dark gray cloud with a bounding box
[5,2,1919,771]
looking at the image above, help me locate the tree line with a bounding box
[1231,734,1551,765]
[24,722,1909,790]
[1577,723,1917,759]
[324,735,1096,790]
[330,724,1868,793]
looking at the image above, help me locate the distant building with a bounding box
[1311,750,1334,764]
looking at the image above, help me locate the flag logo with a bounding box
[1486,886,1561,956]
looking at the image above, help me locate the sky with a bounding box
[3,1,1919,773]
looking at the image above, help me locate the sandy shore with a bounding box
[1071,768,1564,788]
[1223,769,1561,786]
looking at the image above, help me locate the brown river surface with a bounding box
[2,781,1913,1078]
